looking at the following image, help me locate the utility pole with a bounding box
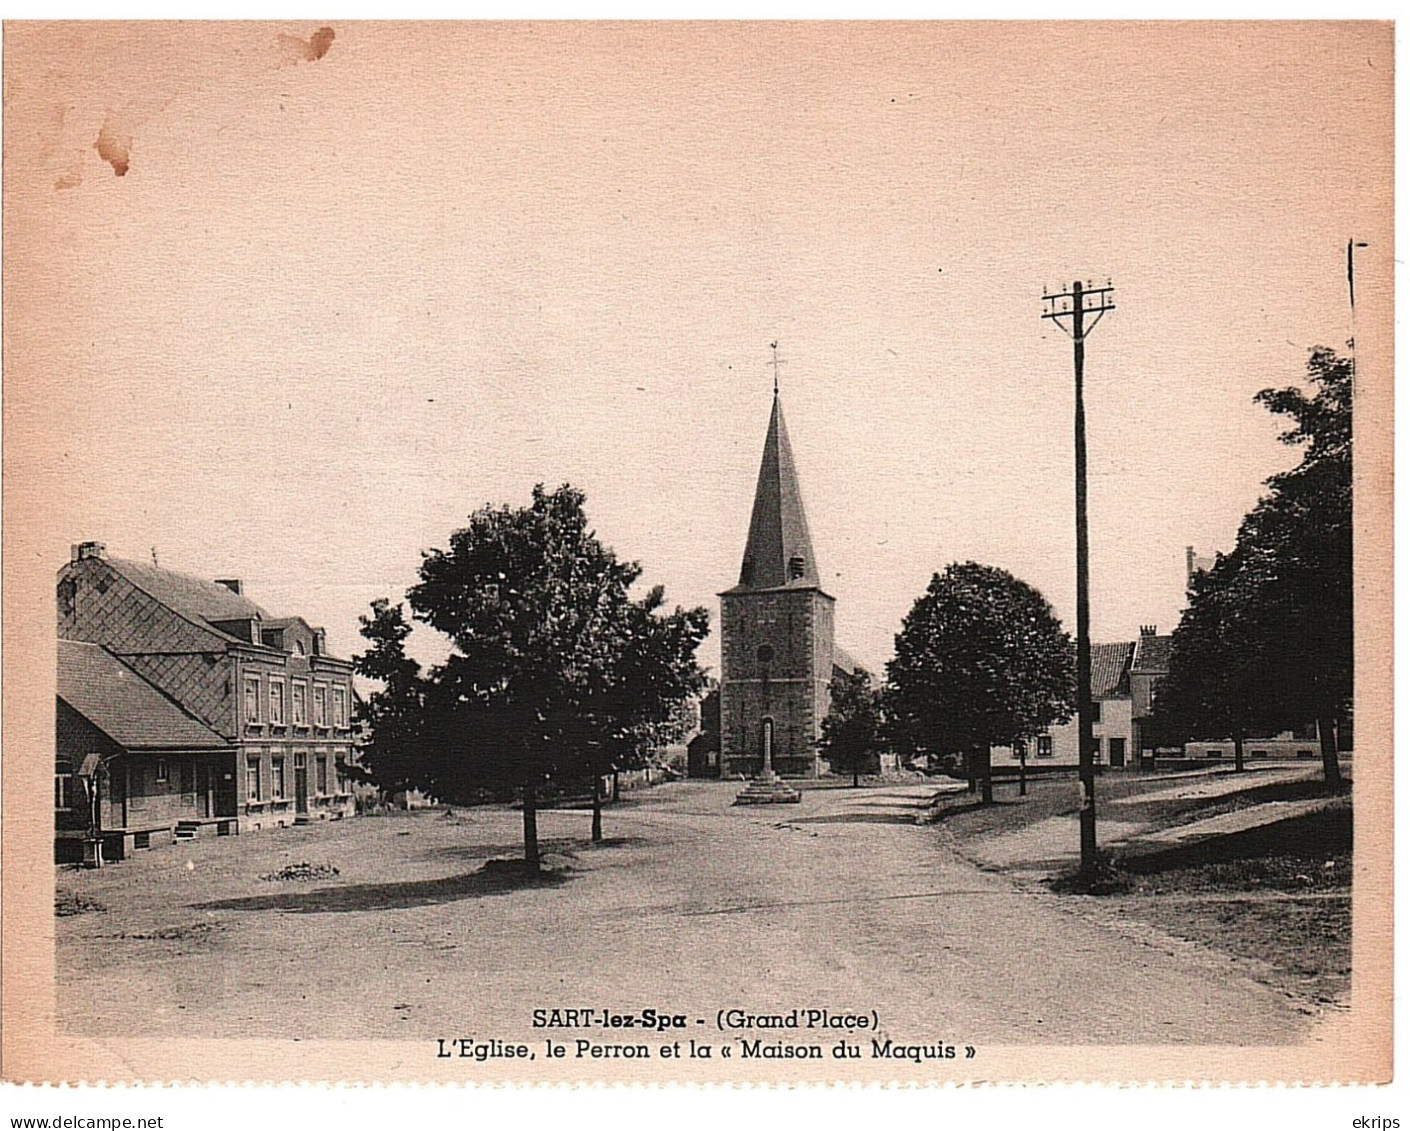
[1347,239,1368,375]
[1042,278,1115,883]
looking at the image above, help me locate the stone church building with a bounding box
[719,389,862,779]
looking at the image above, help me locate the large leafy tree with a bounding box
[885,562,1075,803]
[352,599,429,794]
[354,484,708,868]
[818,668,884,787]
[1158,548,1266,772]
[1157,348,1351,786]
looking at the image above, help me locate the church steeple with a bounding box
[733,390,822,591]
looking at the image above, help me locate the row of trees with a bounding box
[1155,347,1353,784]
[821,348,1354,792]
[354,347,1352,865]
[354,484,710,869]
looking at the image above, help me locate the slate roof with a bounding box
[726,392,824,593]
[1090,641,1135,698]
[1131,633,1174,674]
[105,557,269,625]
[832,645,867,677]
[57,640,229,751]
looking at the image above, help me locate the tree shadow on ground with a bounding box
[581,835,647,849]
[420,841,567,863]
[921,799,1009,823]
[1118,806,1351,876]
[792,811,919,826]
[190,860,570,914]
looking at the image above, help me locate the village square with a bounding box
[53,341,1353,1048]
[3,24,1381,1082]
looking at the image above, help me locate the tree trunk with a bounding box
[966,750,977,794]
[1233,732,1245,773]
[979,746,993,805]
[522,781,540,871]
[852,766,859,788]
[591,765,603,843]
[1018,752,1027,797]
[612,769,620,802]
[1319,716,1343,786]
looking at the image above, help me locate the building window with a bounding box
[271,757,286,799]
[333,687,348,728]
[1091,700,1103,723]
[788,555,805,580]
[58,578,77,616]
[317,756,328,795]
[335,756,348,792]
[756,644,774,667]
[244,677,261,724]
[269,679,286,726]
[55,766,75,811]
[292,681,307,726]
[1037,735,1054,758]
[246,758,261,801]
[156,758,169,784]
[180,758,195,794]
[313,685,327,727]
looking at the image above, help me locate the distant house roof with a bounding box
[832,645,867,677]
[1131,633,1174,674]
[105,557,269,624]
[58,640,229,751]
[1090,641,1135,698]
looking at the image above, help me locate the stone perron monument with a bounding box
[720,384,839,802]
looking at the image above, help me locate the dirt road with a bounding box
[57,781,1317,1045]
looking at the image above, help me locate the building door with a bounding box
[215,758,239,818]
[195,761,212,818]
[107,761,127,829]
[1108,737,1126,768]
[294,752,309,815]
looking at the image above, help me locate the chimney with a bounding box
[215,579,243,595]
[1140,624,1158,637]
[71,541,107,562]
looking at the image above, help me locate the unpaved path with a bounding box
[57,781,1317,1045]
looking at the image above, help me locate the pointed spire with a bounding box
[735,393,822,590]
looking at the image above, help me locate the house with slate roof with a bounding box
[991,638,1144,771]
[56,541,357,863]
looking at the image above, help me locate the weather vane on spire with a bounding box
[767,341,786,396]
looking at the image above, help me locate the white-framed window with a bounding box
[55,765,75,811]
[312,684,327,727]
[1037,735,1054,758]
[269,678,286,726]
[244,676,261,724]
[291,681,307,726]
[317,755,328,795]
[333,686,348,728]
[246,757,261,801]
[156,757,169,784]
[271,757,286,799]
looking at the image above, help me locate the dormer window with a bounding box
[788,555,805,580]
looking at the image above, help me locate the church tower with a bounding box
[719,388,834,779]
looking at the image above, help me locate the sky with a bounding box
[5,21,1393,679]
